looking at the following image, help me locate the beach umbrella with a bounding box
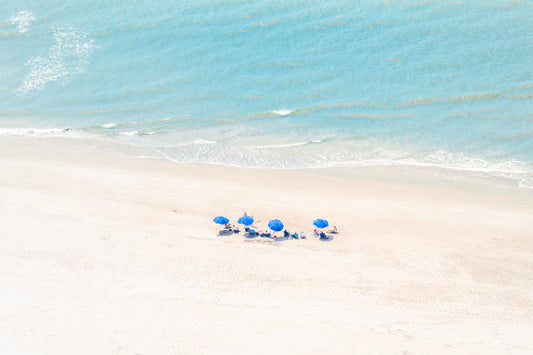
[268,219,284,232]
[238,216,254,226]
[313,218,329,229]
[213,216,229,225]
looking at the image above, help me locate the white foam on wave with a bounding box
[192,139,216,144]
[246,142,309,149]
[117,136,217,150]
[0,128,63,136]
[322,148,532,187]
[272,109,293,116]
[324,148,528,171]
[102,123,117,128]
[4,125,528,188]
[0,127,90,138]
[245,139,323,149]
[15,25,97,95]
[144,139,532,188]
[9,11,35,33]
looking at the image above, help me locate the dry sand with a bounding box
[1,139,532,354]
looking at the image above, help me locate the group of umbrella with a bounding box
[213,215,336,240]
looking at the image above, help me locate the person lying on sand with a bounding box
[328,225,338,234]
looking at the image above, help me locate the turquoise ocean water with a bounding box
[1,1,532,187]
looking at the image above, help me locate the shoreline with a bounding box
[1,132,531,190]
[1,138,533,353]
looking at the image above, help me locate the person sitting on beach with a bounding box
[328,225,338,234]
[313,229,319,237]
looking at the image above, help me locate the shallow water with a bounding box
[1,1,532,187]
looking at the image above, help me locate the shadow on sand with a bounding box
[244,232,259,239]
[218,229,234,236]
[319,234,334,242]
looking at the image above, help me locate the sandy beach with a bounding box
[1,138,532,354]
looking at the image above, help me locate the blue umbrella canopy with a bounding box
[313,218,329,229]
[268,219,284,232]
[213,216,229,225]
[238,216,254,226]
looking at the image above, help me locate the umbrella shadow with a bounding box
[319,234,334,242]
[273,236,290,242]
[244,232,259,239]
[218,229,233,236]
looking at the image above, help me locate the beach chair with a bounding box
[319,232,326,239]
[283,230,290,238]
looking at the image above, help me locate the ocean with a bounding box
[1,0,532,187]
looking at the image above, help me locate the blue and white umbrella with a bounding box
[213,216,229,225]
[268,219,284,232]
[313,218,329,229]
[238,216,254,226]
